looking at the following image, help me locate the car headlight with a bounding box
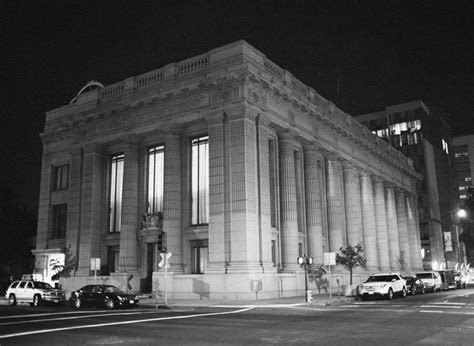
[117,296,126,301]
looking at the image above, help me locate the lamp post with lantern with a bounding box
[297,255,313,303]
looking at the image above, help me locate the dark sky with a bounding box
[2,0,473,212]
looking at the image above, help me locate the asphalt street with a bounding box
[1,289,473,345]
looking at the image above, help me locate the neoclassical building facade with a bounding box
[33,41,422,299]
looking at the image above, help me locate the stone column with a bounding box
[207,115,227,272]
[227,112,260,272]
[304,145,324,265]
[326,158,345,252]
[396,189,411,273]
[360,172,378,271]
[373,177,390,271]
[118,140,140,273]
[343,164,363,247]
[406,194,423,270]
[163,131,183,272]
[78,143,104,274]
[279,132,299,272]
[385,184,401,270]
[35,153,53,251]
[256,116,273,270]
[65,148,82,267]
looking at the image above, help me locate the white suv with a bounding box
[359,273,407,300]
[6,280,66,307]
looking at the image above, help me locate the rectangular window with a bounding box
[191,136,209,225]
[148,145,164,214]
[271,240,276,266]
[107,246,119,273]
[51,204,67,238]
[52,164,69,191]
[109,154,124,233]
[190,240,208,274]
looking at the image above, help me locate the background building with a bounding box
[453,135,474,201]
[33,41,422,300]
[356,101,464,270]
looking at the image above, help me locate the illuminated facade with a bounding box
[356,101,464,270]
[33,41,422,300]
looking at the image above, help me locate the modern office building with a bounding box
[356,101,464,270]
[33,41,422,300]
[453,135,474,201]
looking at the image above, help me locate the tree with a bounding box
[336,244,367,285]
[50,246,78,281]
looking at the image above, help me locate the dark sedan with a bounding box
[70,284,139,309]
[404,276,425,295]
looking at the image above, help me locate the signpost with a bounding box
[90,258,101,284]
[157,252,172,307]
[324,252,336,300]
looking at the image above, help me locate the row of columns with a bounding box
[279,139,423,273]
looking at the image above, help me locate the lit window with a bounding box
[51,204,67,238]
[109,154,124,233]
[191,136,209,225]
[442,139,449,154]
[52,164,69,191]
[148,145,164,214]
[466,177,472,182]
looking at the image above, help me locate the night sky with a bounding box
[2,0,473,213]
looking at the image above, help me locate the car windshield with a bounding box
[103,286,123,293]
[33,282,53,289]
[416,273,432,279]
[366,275,393,282]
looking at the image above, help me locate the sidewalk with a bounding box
[0,293,354,308]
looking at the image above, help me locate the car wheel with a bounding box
[387,288,393,300]
[8,294,17,306]
[432,286,437,293]
[32,294,41,307]
[401,287,407,298]
[106,298,115,310]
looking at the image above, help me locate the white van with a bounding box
[415,271,442,292]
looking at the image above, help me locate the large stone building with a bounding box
[33,41,422,300]
[356,101,464,271]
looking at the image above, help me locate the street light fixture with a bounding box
[297,255,313,303]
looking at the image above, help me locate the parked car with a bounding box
[70,284,139,309]
[455,271,469,289]
[415,271,442,292]
[5,280,66,307]
[403,276,425,295]
[359,273,407,300]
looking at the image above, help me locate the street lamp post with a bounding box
[297,255,313,303]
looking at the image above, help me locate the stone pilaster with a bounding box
[385,184,401,270]
[326,158,345,252]
[207,115,227,272]
[77,143,104,274]
[360,172,378,271]
[118,140,139,273]
[256,117,273,271]
[343,164,363,247]
[36,153,53,251]
[163,131,183,272]
[227,113,260,272]
[279,132,299,272]
[66,147,83,264]
[406,194,423,270]
[373,177,390,271]
[396,189,411,273]
[304,145,324,265]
